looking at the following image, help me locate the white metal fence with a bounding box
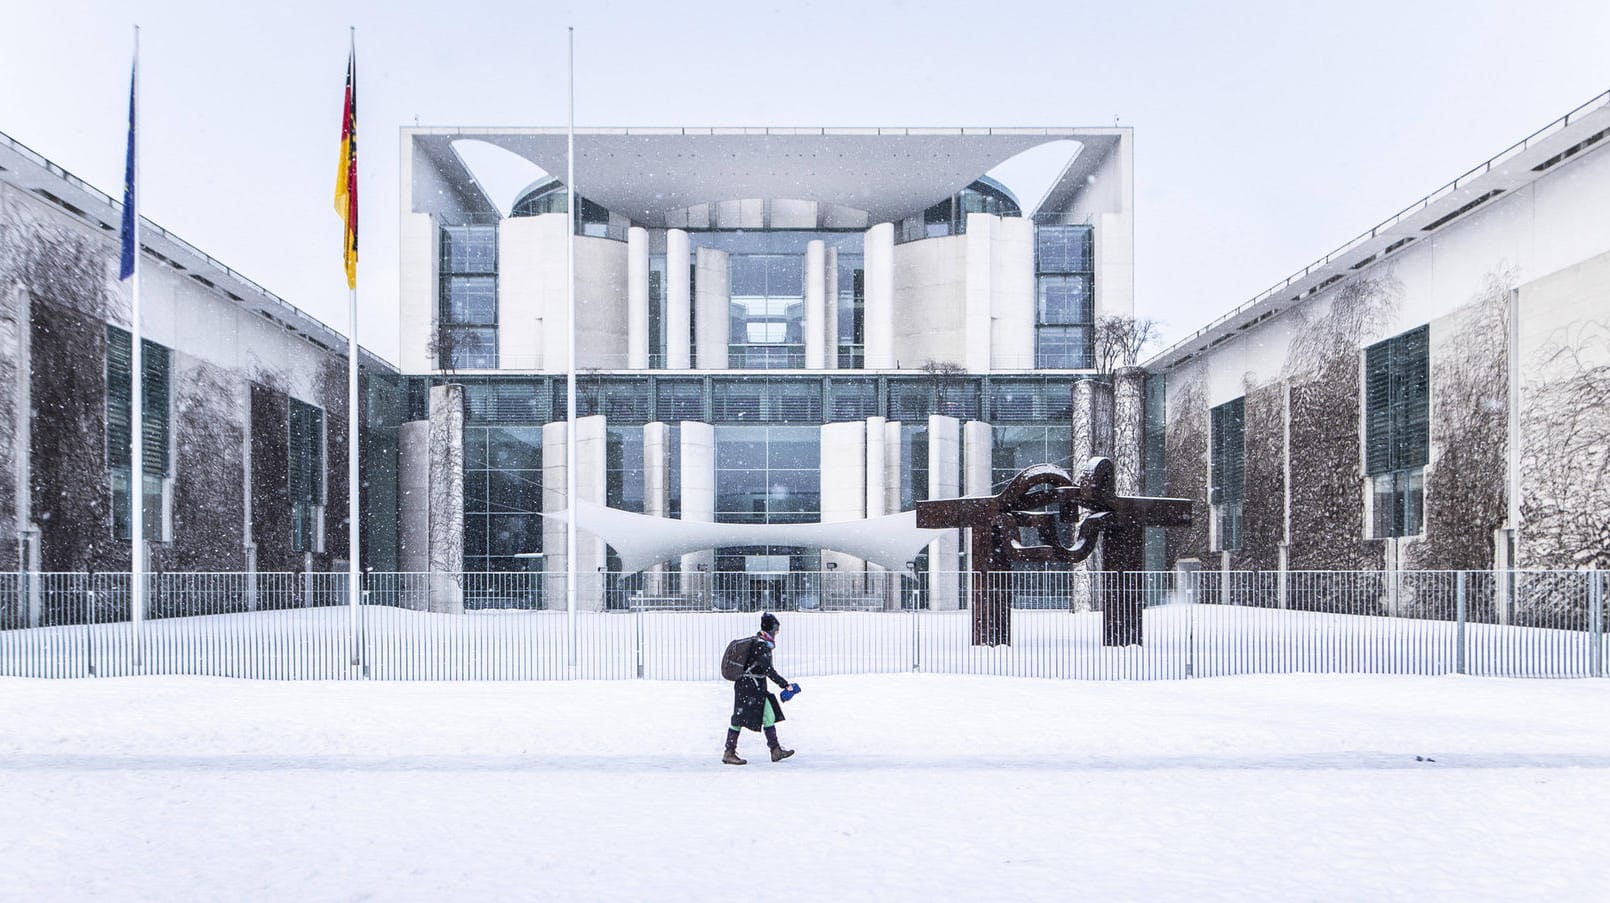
[0,570,1604,681]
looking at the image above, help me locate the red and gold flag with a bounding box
[334,44,357,290]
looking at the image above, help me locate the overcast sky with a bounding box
[3,0,1608,364]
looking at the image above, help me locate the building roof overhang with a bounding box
[409,127,1125,225]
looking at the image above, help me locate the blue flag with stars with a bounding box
[118,58,136,281]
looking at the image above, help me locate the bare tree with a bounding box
[1093,316,1160,373]
[424,322,462,378]
[1521,319,1610,570]
[920,360,967,416]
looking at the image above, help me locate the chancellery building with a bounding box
[4,89,1608,619]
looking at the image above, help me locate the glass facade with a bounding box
[728,254,805,368]
[1210,397,1245,552]
[438,224,498,369]
[991,426,1073,494]
[896,178,1022,243]
[288,398,325,553]
[1034,224,1095,369]
[462,426,543,574]
[836,255,865,368]
[715,425,820,524]
[1365,326,1429,538]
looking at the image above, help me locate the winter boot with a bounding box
[723,728,746,765]
[764,726,795,762]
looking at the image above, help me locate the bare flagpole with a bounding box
[127,25,145,664]
[345,26,362,666]
[565,25,578,669]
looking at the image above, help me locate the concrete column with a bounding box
[627,226,650,369]
[398,421,429,576]
[398,212,438,373]
[963,420,993,578]
[1072,378,1115,464]
[542,415,609,611]
[695,247,730,370]
[964,420,993,497]
[825,248,840,369]
[643,421,671,595]
[963,213,996,372]
[1112,367,1145,496]
[665,229,691,369]
[927,415,961,609]
[819,420,867,578]
[427,384,465,614]
[804,240,827,369]
[884,420,903,515]
[678,422,716,593]
[865,416,888,519]
[864,223,895,369]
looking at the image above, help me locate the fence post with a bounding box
[359,589,370,678]
[85,587,96,677]
[635,607,644,679]
[1185,569,1195,679]
[912,607,921,673]
[1455,570,1467,675]
[1590,568,1603,679]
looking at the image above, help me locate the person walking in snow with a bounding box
[723,611,798,765]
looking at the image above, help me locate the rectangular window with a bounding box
[712,379,822,424]
[648,256,667,369]
[289,399,325,553]
[439,225,499,369]
[106,326,170,540]
[1365,326,1429,537]
[1035,225,1094,274]
[837,261,865,368]
[1210,397,1245,551]
[655,380,705,422]
[1034,225,1095,369]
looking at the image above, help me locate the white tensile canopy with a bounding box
[558,500,949,573]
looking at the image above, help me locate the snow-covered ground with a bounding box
[3,674,1608,901]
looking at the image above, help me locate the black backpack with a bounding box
[720,636,756,681]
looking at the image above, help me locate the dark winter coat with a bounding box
[730,633,789,732]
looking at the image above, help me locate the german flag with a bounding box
[334,42,358,290]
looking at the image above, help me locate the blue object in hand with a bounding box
[780,682,801,702]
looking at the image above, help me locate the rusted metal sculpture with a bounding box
[916,456,1192,647]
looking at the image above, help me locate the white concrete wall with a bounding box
[963,215,995,372]
[863,223,896,368]
[990,216,1036,369]
[398,212,437,373]
[894,233,968,369]
[575,236,631,370]
[694,247,729,369]
[865,416,888,519]
[498,215,557,371]
[964,420,993,497]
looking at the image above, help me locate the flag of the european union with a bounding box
[118,61,136,281]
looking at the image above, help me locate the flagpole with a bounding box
[128,25,145,665]
[565,25,577,669]
[346,27,362,667]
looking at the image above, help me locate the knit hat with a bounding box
[760,612,780,633]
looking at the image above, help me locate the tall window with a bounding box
[463,425,542,573]
[106,326,170,541]
[648,255,667,368]
[288,399,325,553]
[438,224,498,369]
[715,425,820,524]
[728,254,805,368]
[1210,397,1245,551]
[837,257,865,369]
[1365,326,1429,537]
[1034,225,1094,368]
